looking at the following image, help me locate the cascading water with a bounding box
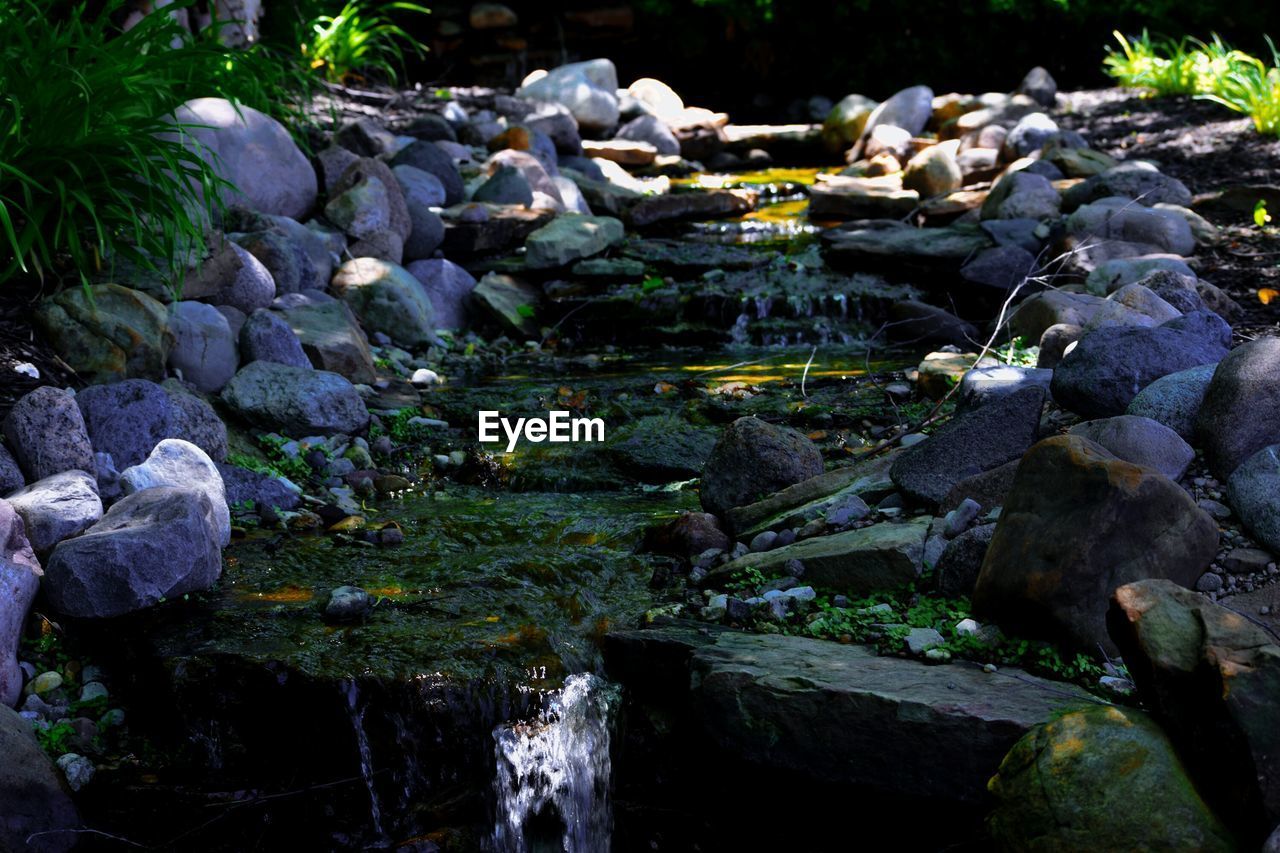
[491,674,620,853]
[343,680,387,842]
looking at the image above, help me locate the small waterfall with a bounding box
[343,679,386,841]
[491,674,619,853]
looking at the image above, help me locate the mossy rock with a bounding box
[607,415,717,482]
[35,284,171,382]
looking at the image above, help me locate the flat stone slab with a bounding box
[724,455,896,536]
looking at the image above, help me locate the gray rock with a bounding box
[121,439,230,547]
[323,585,372,622]
[403,199,445,261]
[0,703,80,850]
[959,245,1038,290]
[1062,161,1193,211]
[944,497,983,538]
[389,140,465,205]
[0,501,39,707]
[167,301,238,393]
[239,308,310,369]
[1036,323,1082,369]
[1066,197,1196,257]
[3,386,95,481]
[1050,311,1231,418]
[855,85,934,156]
[936,523,997,597]
[1002,113,1058,160]
[904,626,945,655]
[1195,337,1280,479]
[393,164,447,208]
[523,102,583,154]
[1228,445,1280,555]
[473,165,534,206]
[524,214,625,269]
[6,471,102,554]
[981,171,1060,221]
[700,417,824,518]
[333,117,397,157]
[487,149,563,204]
[980,218,1045,254]
[221,361,369,437]
[330,258,439,348]
[617,114,681,156]
[1123,363,1215,441]
[1085,256,1196,295]
[1009,290,1109,343]
[231,215,332,294]
[93,452,121,503]
[171,97,316,219]
[216,463,301,512]
[890,386,1044,507]
[209,242,276,314]
[517,59,620,130]
[0,443,22,495]
[160,379,229,463]
[44,486,223,618]
[56,753,94,792]
[1068,415,1194,481]
[77,379,172,470]
[272,293,376,383]
[406,258,478,330]
[1017,66,1057,107]
[957,365,1053,412]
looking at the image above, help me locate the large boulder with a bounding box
[0,501,39,708]
[3,386,95,482]
[1050,311,1231,418]
[699,418,824,518]
[1195,336,1280,479]
[517,59,620,131]
[44,486,223,618]
[34,284,171,382]
[1125,362,1216,440]
[330,258,439,348]
[0,704,80,851]
[1068,415,1194,481]
[524,215,625,269]
[406,259,477,330]
[987,705,1232,852]
[167,300,238,393]
[271,293,376,384]
[1111,579,1280,840]
[973,435,1217,652]
[172,97,317,219]
[77,379,172,470]
[121,439,230,547]
[890,386,1044,507]
[1061,161,1193,212]
[1227,444,1280,555]
[239,308,311,369]
[204,242,276,314]
[0,443,21,495]
[221,361,369,437]
[1066,197,1196,257]
[159,379,229,463]
[6,471,102,555]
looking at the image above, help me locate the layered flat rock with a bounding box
[723,454,895,536]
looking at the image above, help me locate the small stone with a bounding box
[79,682,108,703]
[31,671,63,695]
[784,558,805,578]
[749,530,778,552]
[410,368,440,386]
[924,647,952,664]
[323,585,372,622]
[724,597,751,624]
[904,627,945,655]
[943,498,982,539]
[955,618,980,636]
[56,753,95,791]
[1195,572,1224,593]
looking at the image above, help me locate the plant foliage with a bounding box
[303,0,430,84]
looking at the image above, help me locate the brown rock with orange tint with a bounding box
[972,435,1217,653]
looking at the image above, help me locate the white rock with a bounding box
[120,439,230,547]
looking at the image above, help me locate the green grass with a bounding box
[303,0,430,84]
[1104,30,1280,136]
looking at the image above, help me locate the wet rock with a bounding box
[406,259,477,330]
[390,140,465,206]
[1228,445,1280,555]
[221,361,369,437]
[1061,161,1193,212]
[890,386,1044,508]
[524,215,625,268]
[0,704,80,850]
[645,511,731,558]
[239,308,310,369]
[6,471,102,555]
[1195,337,1280,479]
[608,415,717,482]
[700,417,824,518]
[0,502,39,707]
[1068,415,1194,481]
[167,301,238,393]
[973,435,1218,652]
[936,523,996,597]
[272,293,376,384]
[217,463,301,512]
[518,59,620,131]
[34,284,171,382]
[322,585,372,623]
[45,486,222,618]
[988,705,1232,852]
[1110,579,1280,838]
[3,386,95,482]
[121,439,230,548]
[980,171,1060,221]
[171,98,316,219]
[331,258,439,349]
[1050,311,1231,418]
[725,457,894,536]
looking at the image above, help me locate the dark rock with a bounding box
[35,284,172,383]
[389,140,464,205]
[76,379,172,470]
[1016,67,1058,107]
[217,464,301,512]
[160,379,229,463]
[0,704,80,852]
[1035,322,1082,369]
[0,443,22,495]
[1125,362,1216,440]
[886,300,979,348]
[973,435,1218,652]
[959,245,1037,291]
[1228,444,1280,555]
[3,386,95,481]
[1068,415,1194,481]
[221,361,369,437]
[473,165,533,206]
[956,365,1052,412]
[608,416,717,482]
[406,259,477,330]
[644,512,731,558]
[0,501,39,707]
[617,114,680,156]
[935,523,996,597]
[939,459,1019,514]
[240,308,310,369]
[1062,161,1193,211]
[322,585,372,622]
[699,417,823,518]
[1195,336,1280,479]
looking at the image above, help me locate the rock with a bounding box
[1228,445,1280,555]
[208,242,276,314]
[1223,547,1272,575]
[56,753,94,792]
[708,519,929,594]
[0,704,80,851]
[1085,255,1196,295]
[0,502,39,707]
[959,245,1037,291]
[239,308,310,369]
[232,220,329,296]
[486,149,562,204]
[886,301,979,348]
[167,301,238,393]
[904,626,945,655]
[582,139,657,166]
[390,140,465,206]
[472,273,541,337]
[75,380,166,470]
[1002,113,1058,160]
[34,284,171,382]
[1036,322,1082,369]
[1066,197,1196,257]
[6,471,102,555]
[617,114,681,156]
[987,705,1232,852]
[821,93,877,152]
[862,124,913,160]
[901,141,962,197]
[120,439,229,547]
[626,191,753,227]
[159,379,228,463]
[1062,161,1193,212]
[326,157,410,245]
[322,585,372,622]
[1068,415,1195,481]
[936,523,997,597]
[700,417,824,518]
[956,365,1053,412]
[890,386,1044,507]
[1110,579,1280,838]
[916,351,989,399]
[980,171,1060,221]
[809,177,918,220]
[1101,282,1182,328]
[272,294,376,384]
[853,85,934,157]
[221,361,369,437]
[518,59,620,131]
[1008,289,1109,342]
[1016,66,1057,107]
[473,165,533,207]
[1195,337,1280,479]
[44,486,222,618]
[393,164,447,209]
[724,457,894,536]
[217,463,301,512]
[3,386,95,482]
[331,258,439,348]
[333,118,397,157]
[627,77,685,122]
[608,416,717,482]
[972,435,1218,652]
[171,97,316,219]
[524,215,625,268]
[823,221,993,275]
[406,259,477,330]
[980,218,1046,254]
[645,512,731,558]
[0,444,21,495]
[940,459,1019,515]
[1050,311,1231,418]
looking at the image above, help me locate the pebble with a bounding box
[56,753,95,791]
[31,672,63,695]
[784,558,806,578]
[410,368,440,386]
[954,618,980,636]
[1197,498,1232,520]
[749,530,778,552]
[924,648,951,664]
[724,597,751,624]
[1195,572,1224,593]
[322,585,372,622]
[943,498,981,539]
[904,627,945,655]
[79,682,108,703]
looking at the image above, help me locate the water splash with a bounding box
[343,679,386,841]
[491,674,619,853]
